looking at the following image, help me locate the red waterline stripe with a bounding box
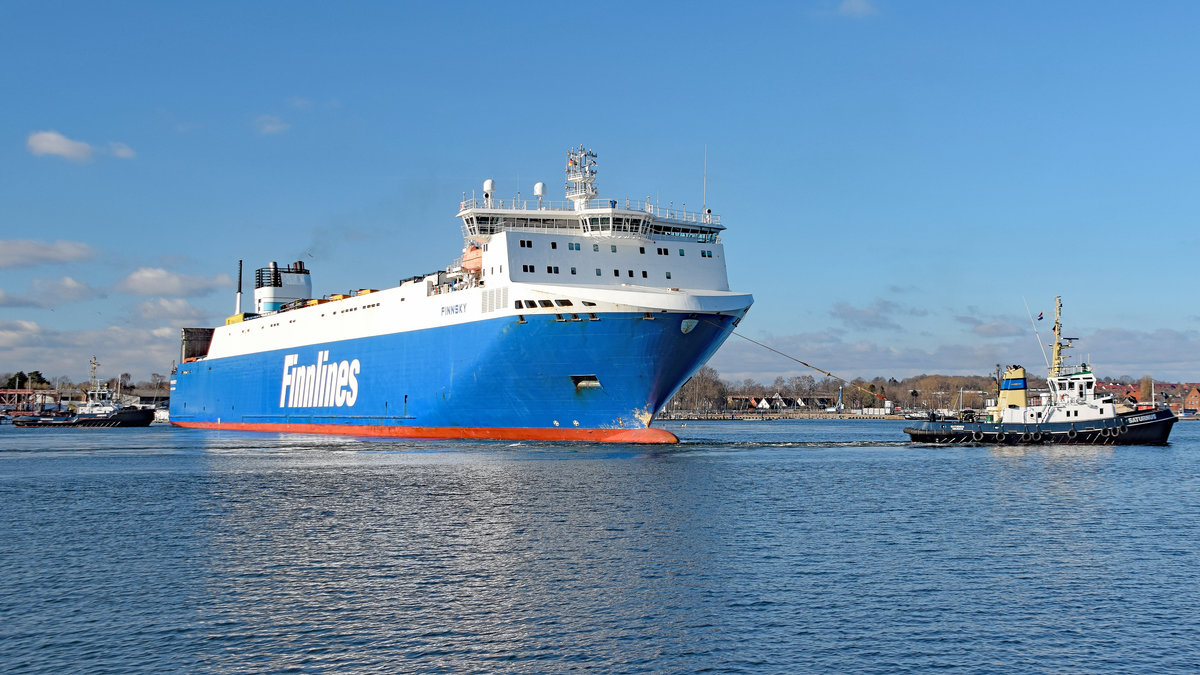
[171,421,679,444]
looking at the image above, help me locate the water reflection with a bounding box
[3,421,1197,672]
[190,441,740,669]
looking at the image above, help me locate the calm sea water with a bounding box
[2,419,1199,673]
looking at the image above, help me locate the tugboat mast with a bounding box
[1049,296,1071,377]
[89,355,100,390]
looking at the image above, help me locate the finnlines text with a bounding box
[280,352,361,408]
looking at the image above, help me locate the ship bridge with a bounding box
[456,145,723,244]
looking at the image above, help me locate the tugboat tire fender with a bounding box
[972,431,985,442]
[995,432,1007,443]
[1031,432,1043,442]
[1066,428,1077,440]
[1020,433,1032,443]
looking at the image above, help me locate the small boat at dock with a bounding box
[904,297,1177,445]
[12,357,154,428]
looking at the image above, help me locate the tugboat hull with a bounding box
[904,408,1176,446]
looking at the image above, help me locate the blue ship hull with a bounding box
[170,311,739,443]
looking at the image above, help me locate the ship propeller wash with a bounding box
[904,297,1176,445]
[169,146,753,442]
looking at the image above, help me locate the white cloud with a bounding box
[288,97,312,109]
[708,324,1200,385]
[256,114,290,135]
[0,239,95,268]
[30,276,103,303]
[109,141,136,158]
[0,322,179,383]
[136,297,209,322]
[0,289,41,308]
[0,320,42,348]
[27,130,94,161]
[117,267,232,297]
[839,0,878,17]
[971,321,1024,338]
[829,299,902,330]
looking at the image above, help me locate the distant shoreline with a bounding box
[660,411,907,421]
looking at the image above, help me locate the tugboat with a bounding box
[12,357,154,428]
[905,297,1176,445]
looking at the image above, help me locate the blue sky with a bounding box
[3,0,1198,386]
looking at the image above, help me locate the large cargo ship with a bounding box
[169,147,753,442]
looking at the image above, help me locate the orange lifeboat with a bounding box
[462,245,483,272]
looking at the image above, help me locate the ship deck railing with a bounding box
[458,196,721,226]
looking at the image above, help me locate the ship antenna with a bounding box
[702,144,707,214]
[1023,296,1050,370]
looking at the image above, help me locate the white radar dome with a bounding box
[482,179,495,193]
[533,182,545,197]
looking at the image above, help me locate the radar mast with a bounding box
[564,145,598,210]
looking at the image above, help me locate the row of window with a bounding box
[519,265,674,280]
[513,299,579,309]
[520,239,714,258]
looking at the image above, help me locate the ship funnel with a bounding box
[234,259,243,315]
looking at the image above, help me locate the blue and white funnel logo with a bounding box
[280,352,360,408]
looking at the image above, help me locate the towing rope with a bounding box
[704,318,886,402]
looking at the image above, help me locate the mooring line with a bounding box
[704,318,885,402]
